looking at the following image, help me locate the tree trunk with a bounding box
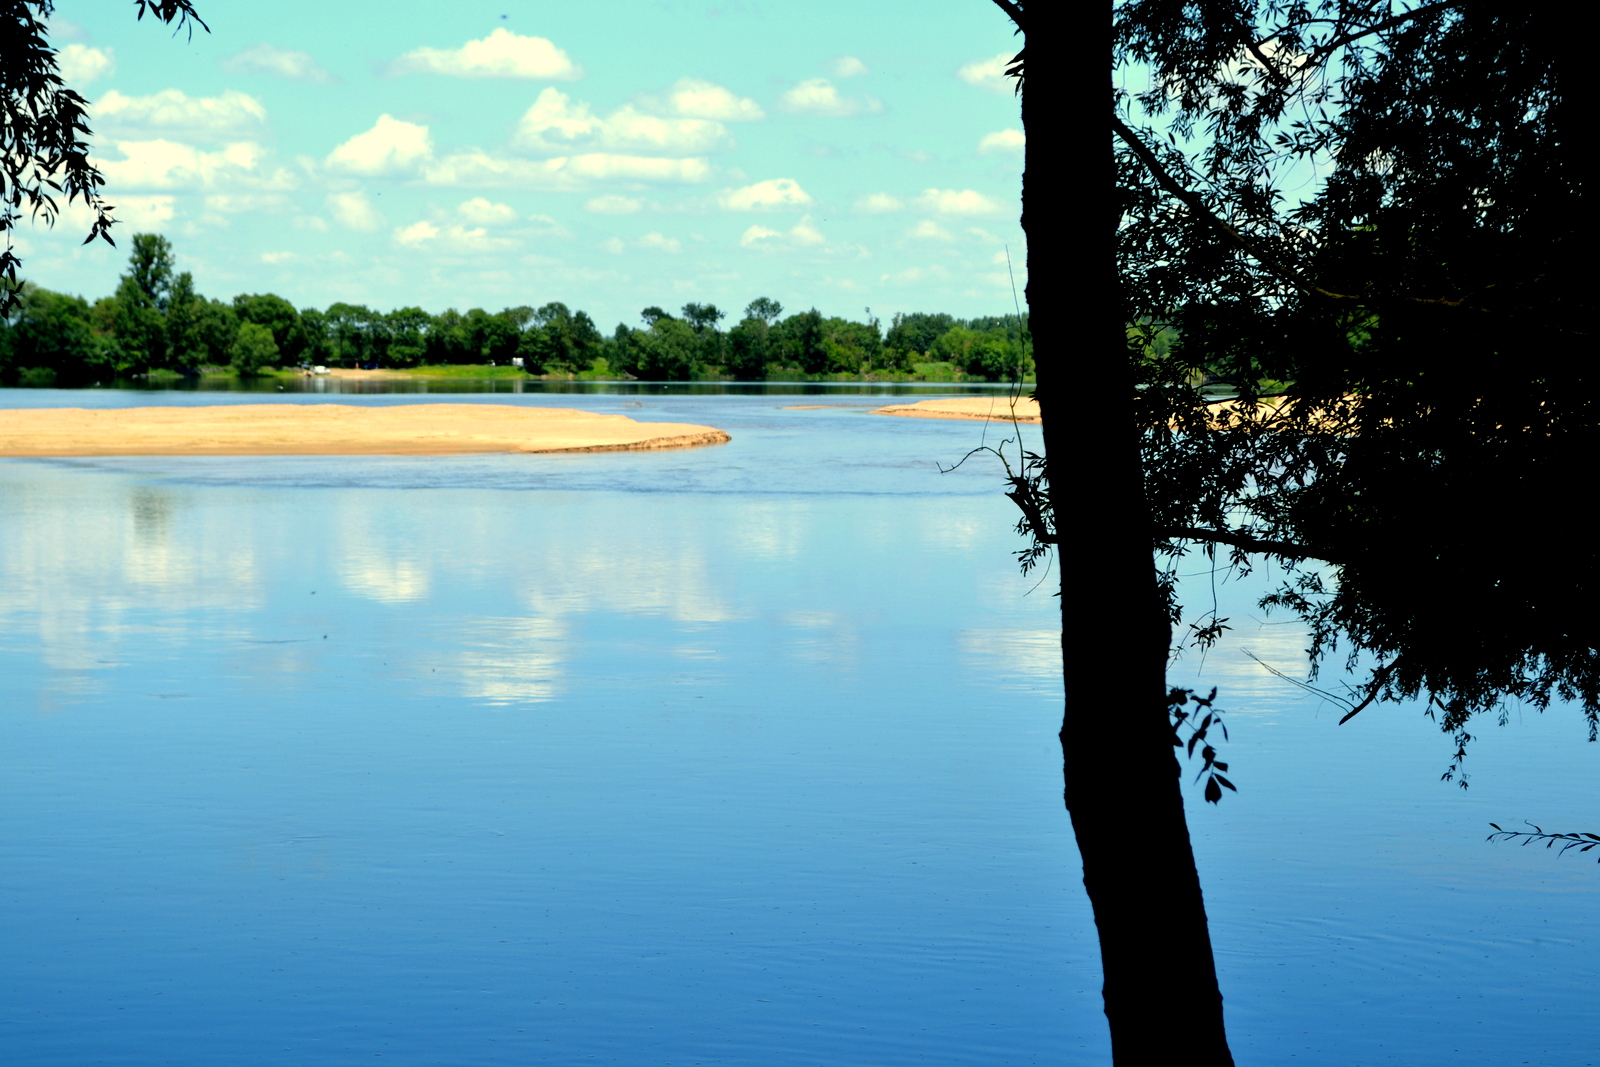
[1020,8,1234,1062]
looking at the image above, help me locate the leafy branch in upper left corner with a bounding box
[1,0,208,315]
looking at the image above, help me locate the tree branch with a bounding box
[1306,1,1457,62]
[1338,657,1403,724]
[1256,2,1459,54]
[1112,114,1360,302]
[1156,525,1324,561]
[988,0,1025,33]
[1114,114,1493,313]
[1243,37,1291,88]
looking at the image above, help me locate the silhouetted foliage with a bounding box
[1487,824,1600,863]
[1004,1,1598,785]
[1,0,206,314]
[991,0,1591,1059]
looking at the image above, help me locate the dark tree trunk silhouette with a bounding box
[1006,1,1235,1060]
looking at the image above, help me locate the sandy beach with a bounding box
[871,396,1040,423]
[0,404,730,457]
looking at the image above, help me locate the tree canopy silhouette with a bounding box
[997,0,1593,1062]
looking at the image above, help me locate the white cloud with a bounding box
[108,195,176,230]
[978,128,1026,155]
[958,52,1018,94]
[512,87,727,156]
[720,178,812,211]
[388,29,581,80]
[419,151,563,187]
[93,89,267,142]
[222,44,335,83]
[585,194,642,214]
[456,197,518,225]
[855,192,903,214]
[913,188,1004,215]
[881,265,951,284]
[563,154,711,183]
[393,220,438,247]
[395,221,518,254]
[740,215,826,249]
[659,78,763,121]
[525,213,568,236]
[637,232,681,252]
[260,251,298,264]
[46,193,174,235]
[327,190,384,231]
[325,115,433,176]
[422,150,709,189]
[788,217,826,245]
[95,139,288,192]
[47,17,89,41]
[203,194,290,214]
[294,215,329,231]
[826,56,869,78]
[600,237,625,254]
[778,78,880,117]
[908,219,953,240]
[58,44,114,84]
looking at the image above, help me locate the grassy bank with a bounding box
[7,361,1034,389]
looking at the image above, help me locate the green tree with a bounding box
[297,307,331,365]
[386,307,433,367]
[233,293,303,362]
[523,302,587,370]
[425,308,470,364]
[681,302,726,370]
[626,315,698,381]
[190,299,239,366]
[930,324,1025,381]
[820,315,883,375]
[229,320,278,376]
[163,271,202,372]
[0,284,113,385]
[743,296,782,325]
[772,308,826,374]
[324,302,374,365]
[884,312,954,363]
[103,233,177,371]
[726,316,770,379]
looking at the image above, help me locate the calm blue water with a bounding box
[1,388,1596,1066]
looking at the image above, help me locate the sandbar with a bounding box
[871,396,1040,423]
[0,403,731,457]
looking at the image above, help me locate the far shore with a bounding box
[0,404,730,457]
[870,396,1041,423]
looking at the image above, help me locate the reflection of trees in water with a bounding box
[126,486,198,590]
[130,488,173,544]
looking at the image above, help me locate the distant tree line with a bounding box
[0,234,1033,386]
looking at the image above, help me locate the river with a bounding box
[1,385,1595,1065]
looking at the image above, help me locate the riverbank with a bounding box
[0,404,730,456]
[871,396,1040,423]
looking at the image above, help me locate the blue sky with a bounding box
[19,1,1025,330]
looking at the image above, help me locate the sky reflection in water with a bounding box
[0,390,1595,1066]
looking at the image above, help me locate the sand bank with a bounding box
[0,404,730,457]
[316,368,423,381]
[871,396,1040,423]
